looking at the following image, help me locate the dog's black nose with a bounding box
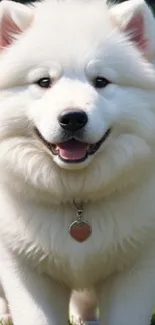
[58,109,88,132]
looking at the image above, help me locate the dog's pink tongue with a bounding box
[56,139,88,160]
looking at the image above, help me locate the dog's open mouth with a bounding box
[35,128,111,163]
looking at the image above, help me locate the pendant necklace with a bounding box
[69,200,92,242]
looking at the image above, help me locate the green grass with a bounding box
[68,313,155,325]
[0,314,155,325]
[0,321,12,325]
[151,315,155,325]
[0,319,154,325]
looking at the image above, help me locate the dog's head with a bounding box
[0,0,155,202]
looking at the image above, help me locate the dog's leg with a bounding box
[99,246,155,325]
[0,247,70,325]
[0,284,12,324]
[70,290,99,324]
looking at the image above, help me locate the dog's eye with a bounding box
[93,77,110,89]
[36,77,51,88]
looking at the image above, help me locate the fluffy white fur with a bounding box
[0,0,155,324]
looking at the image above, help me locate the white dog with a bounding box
[0,0,155,324]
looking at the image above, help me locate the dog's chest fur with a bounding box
[0,177,155,288]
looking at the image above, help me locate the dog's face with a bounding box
[0,0,155,201]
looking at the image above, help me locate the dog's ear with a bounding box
[0,0,33,49]
[110,0,155,58]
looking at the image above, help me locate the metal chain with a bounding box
[73,200,85,223]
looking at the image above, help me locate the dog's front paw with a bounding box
[70,317,100,325]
